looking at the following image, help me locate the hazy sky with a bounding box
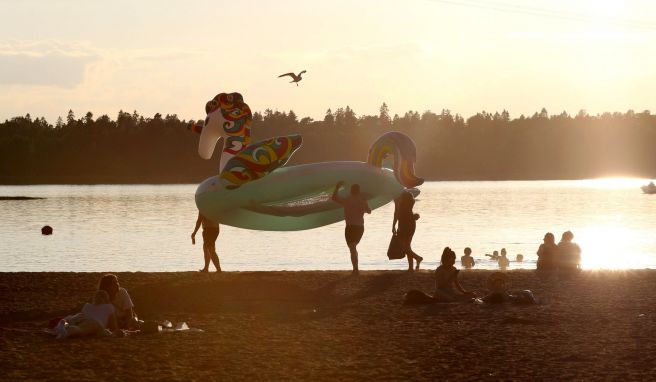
[1,0,655,123]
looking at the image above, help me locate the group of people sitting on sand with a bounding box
[536,231,582,272]
[405,247,537,305]
[53,274,137,339]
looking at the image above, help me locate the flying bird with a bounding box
[278,70,306,86]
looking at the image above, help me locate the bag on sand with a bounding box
[387,234,405,260]
[403,289,435,305]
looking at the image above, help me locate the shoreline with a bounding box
[2,270,656,380]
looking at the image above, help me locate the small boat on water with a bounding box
[641,182,656,194]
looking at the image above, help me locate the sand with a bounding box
[2,270,656,381]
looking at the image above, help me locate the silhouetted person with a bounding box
[392,190,423,271]
[536,232,558,271]
[434,247,475,302]
[498,248,510,270]
[54,290,120,339]
[97,274,136,329]
[332,181,371,275]
[486,250,499,261]
[558,231,581,272]
[516,254,524,262]
[461,247,475,269]
[191,212,221,272]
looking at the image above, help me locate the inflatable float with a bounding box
[190,92,423,231]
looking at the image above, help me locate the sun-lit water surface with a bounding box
[1,179,654,272]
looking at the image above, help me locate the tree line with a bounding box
[1,104,655,184]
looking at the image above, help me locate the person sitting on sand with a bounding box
[536,232,558,271]
[434,247,476,302]
[54,290,120,339]
[461,247,475,269]
[558,231,581,272]
[392,190,423,271]
[191,212,221,272]
[98,274,137,329]
[498,248,510,270]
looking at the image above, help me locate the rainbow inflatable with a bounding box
[191,92,423,231]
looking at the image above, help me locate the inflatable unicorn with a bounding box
[191,92,423,231]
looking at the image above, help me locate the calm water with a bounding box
[1,180,655,272]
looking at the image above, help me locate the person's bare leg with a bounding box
[406,253,414,271]
[347,242,359,274]
[200,245,211,272]
[409,248,423,270]
[65,320,102,338]
[209,248,221,272]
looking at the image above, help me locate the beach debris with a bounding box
[41,225,53,235]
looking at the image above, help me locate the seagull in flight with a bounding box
[278,70,306,86]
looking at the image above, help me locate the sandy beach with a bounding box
[2,270,656,380]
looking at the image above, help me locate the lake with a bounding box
[1,179,654,272]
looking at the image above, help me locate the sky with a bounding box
[1,0,655,123]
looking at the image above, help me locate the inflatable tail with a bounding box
[367,132,424,188]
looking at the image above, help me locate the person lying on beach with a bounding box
[98,274,137,329]
[479,272,536,305]
[54,290,120,339]
[434,247,476,302]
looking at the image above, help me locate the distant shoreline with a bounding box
[0,196,44,200]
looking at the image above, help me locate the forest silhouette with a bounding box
[1,105,655,184]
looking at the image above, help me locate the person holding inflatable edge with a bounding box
[332,181,371,275]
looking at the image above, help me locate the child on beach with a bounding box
[461,247,475,269]
[498,248,510,270]
[434,247,476,302]
[479,272,537,305]
[486,250,499,261]
[54,290,119,339]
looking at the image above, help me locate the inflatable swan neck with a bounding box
[367,132,424,188]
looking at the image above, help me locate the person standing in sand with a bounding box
[191,212,221,272]
[332,181,371,275]
[392,190,423,271]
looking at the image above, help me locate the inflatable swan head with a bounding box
[198,92,252,172]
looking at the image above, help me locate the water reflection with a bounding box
[0,180,654,271]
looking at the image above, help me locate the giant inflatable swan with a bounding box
[191,92,423,231]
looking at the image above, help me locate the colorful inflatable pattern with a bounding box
[192,92,423,231]
[220,134,303,188]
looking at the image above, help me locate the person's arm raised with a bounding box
[331,181,345,203]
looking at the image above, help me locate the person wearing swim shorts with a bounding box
[332,181,371,275]
[192,212,221,272]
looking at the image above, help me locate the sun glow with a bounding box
[577,225,649,269]
[578,177,648,190]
